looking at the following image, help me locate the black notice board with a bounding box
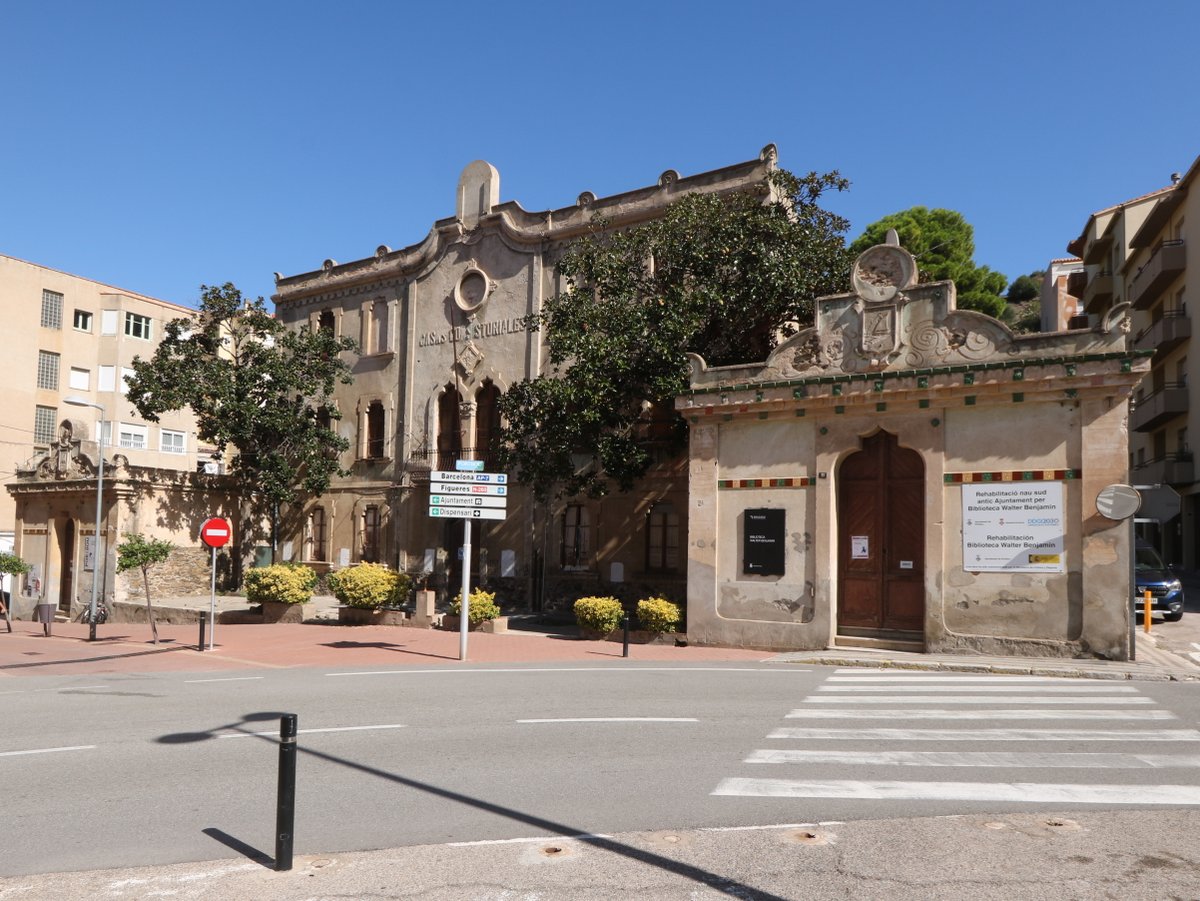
[744,508,785,575]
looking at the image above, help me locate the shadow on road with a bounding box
[159,712,787,900]
[0,642,191,671]
[202,828,273,869]
[320,640,458,661]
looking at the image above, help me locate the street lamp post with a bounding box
[63,396,104,641]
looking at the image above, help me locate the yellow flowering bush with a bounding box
[450,587,501,624]
[328,563,411,609]
[574,596,624,633]
[244,563,317,605]
[636,597,681,633]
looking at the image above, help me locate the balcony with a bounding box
[1133,452,1195,487]
[1134,310,1191,354]
[1082,271,1114,313]
[408,447,503,474]
[1130,382,1189,432]
[1130,239,1186,309]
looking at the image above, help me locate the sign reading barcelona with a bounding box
[429,469,509,521]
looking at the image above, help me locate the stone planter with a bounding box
[338,606,408,626]
[580,627,684,646]
[262,601,308,624]
[441,614,505,632]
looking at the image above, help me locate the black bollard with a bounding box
[622,615,630,658]
[276,714,298,871]
[198,614,207,652]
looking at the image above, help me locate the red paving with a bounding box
[0,620,770,678]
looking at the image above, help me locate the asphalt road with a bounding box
[4,662,1200,879]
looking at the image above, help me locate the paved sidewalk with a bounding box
[2,605,1198,680]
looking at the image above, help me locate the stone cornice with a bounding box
[679,353,1150,421]
[272,147,776,307]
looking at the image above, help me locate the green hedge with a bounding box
[328,563,411,609]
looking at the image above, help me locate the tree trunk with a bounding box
[142,566,158,644]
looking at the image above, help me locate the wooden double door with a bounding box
[837,431,925,638]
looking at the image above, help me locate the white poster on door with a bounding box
[962,482,1065,573]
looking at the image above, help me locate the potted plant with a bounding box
[573,595,624,640]
[330,563,411,625]
[634,597,684,644]
[445,587,503,632]
[244,563,317,623]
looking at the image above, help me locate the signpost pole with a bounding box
[198,516,231,651]
[209,544,217,650]
[460,520,472,661]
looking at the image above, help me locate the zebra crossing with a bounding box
[712,668,1200,806]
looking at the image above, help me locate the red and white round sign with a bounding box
[199,517,232,549]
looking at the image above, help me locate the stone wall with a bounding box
[114,545,235,602]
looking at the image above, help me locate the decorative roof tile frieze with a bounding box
[682,234,1149,413]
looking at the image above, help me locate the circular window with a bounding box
[455,270,489,312]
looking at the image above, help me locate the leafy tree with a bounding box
[499,168,852,498]
[0,551,30,631]
[849,207,1008,318]
[1004,299,1042,334]
[126,284,357,569]
[1006,271,1044,305]
[115,534,174,644]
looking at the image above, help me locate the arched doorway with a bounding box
[56,518,76,614]
[837,430,925,643]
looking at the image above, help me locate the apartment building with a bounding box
[1,254,212,613]
[1066,156,1198,567]
[1039,256,1086,332]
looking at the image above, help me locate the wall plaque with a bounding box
[744,508,785,576]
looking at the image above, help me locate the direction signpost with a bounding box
[430,467,509,660]
[199,516,231,650]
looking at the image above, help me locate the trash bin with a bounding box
[34,603,55,636]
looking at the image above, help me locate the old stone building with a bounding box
[6,419,236,620]
[680,234,1148,659]
[271,147,783,610]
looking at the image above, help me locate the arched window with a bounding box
[366,401,386,459]
[475,380,501,467]
[646,503,680,572]
[317,310,335,335]
[361,505,380,563]
[561,504,591,570]
[309,507,328,562]
[437,384,463,469]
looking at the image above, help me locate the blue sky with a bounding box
[3,0,1198,309]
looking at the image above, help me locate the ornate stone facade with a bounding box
[679,235,1150,659]
[271,148,781,609]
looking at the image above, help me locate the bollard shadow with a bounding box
[0,643,192,671]
[320,640,457,662]
[159,711,789,900]
[202,828,273,869]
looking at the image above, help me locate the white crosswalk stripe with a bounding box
[803,695,1153,704]
[713,779,1200,805]
[712,669,1200,807]
[819,683,1138,692]
[766,727,1200,741]
[784,708,1174,720]
[743,749,1200,768]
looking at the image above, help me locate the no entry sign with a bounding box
[199,517,232,548]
